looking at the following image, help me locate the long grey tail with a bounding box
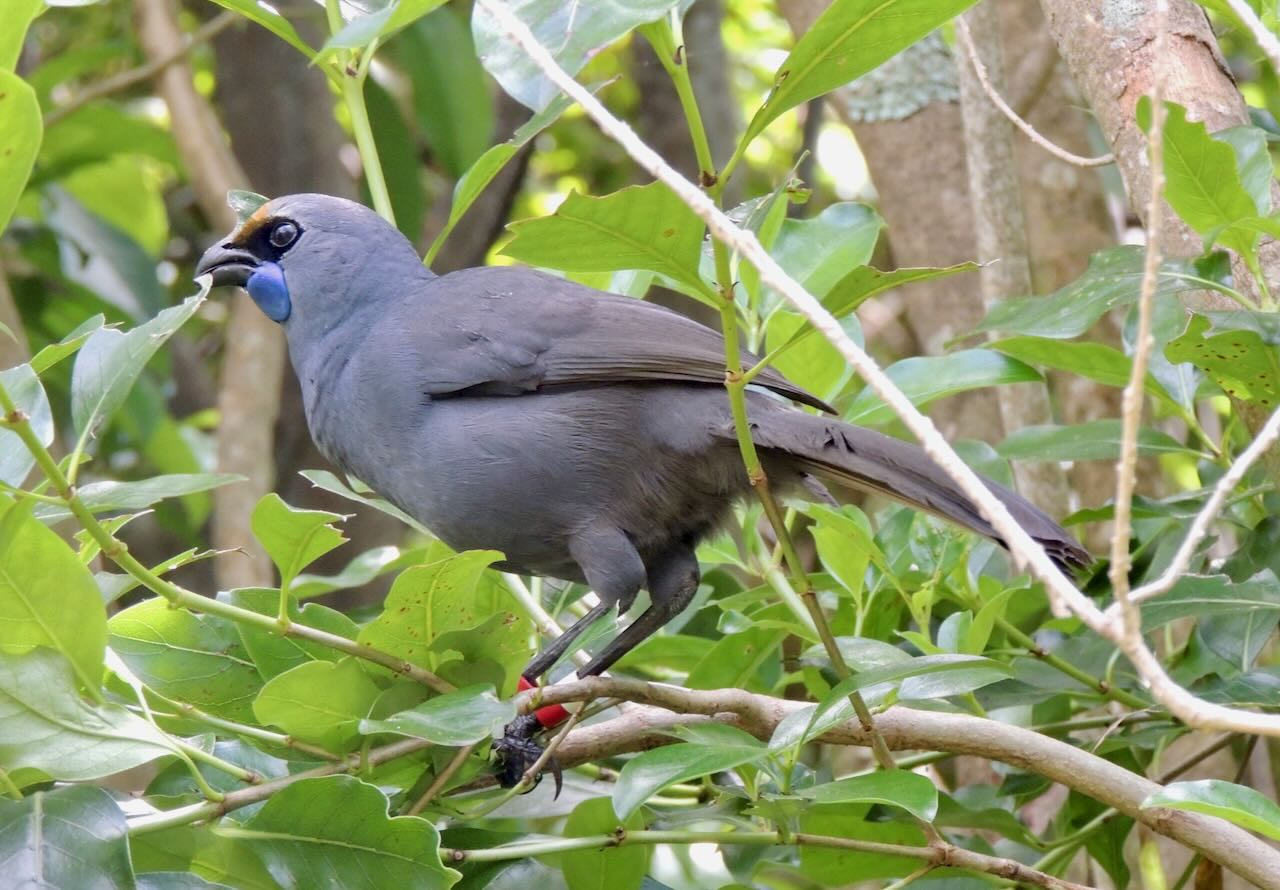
[741,408,1091,573]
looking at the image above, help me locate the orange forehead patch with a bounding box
[235,202,275,242]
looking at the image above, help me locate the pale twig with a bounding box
[472,0,1106,636]
[954,17,1114,169]
[44,10,239,127]
[1223,0,1280,75]
[406,743,476,816]
[1124,402,1280,606]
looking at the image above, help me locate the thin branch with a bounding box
[442,828,1092,890]
[1223,0,1280,75]
[954,17,1114,169]
[406,743,476,816]
[44,10,238,127]
[1126,401,1280,605]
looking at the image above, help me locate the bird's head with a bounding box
[195,193,425,327]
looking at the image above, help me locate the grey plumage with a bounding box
[197,193,1088,684]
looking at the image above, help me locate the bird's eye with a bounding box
[269,221,299,249]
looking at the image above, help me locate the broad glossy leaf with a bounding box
[1141,574,1280,672]
[207,0,317,60]
[1166,313,1280,408]
[360,684,514,745]
[798,804,923,881]
[473,0,683,110]
[233,776,461,888]
[0,786,132,889]
[253,657,381,751]
[974,247,1200,339]
[322,0,449,54]
[0,650,176,781]
[110,597,263,722]
[1144,779,1280,841]
[71,289,206,444]
[559,797,648,890]
[1139,100,1261,254]
[1216,125,1272,214]
[0,71,40,232]
[0,501,105,691]
[230,588,360,679]
[30,313,105,374]
[743,0,977,145]
[251,493,348,591]
[846,349,1041,426]
[796,769,938,820]
[613,724,766,818]
[989,336,1181,409]
[502,183,709,295]
[427,612,533,696]
[996,421,1197,462]
[767,203,882,302]
[764,309,861,402]
[136,874,235,890]
[301,468,429,534]
[292,545,407,598]
[36,473,243,523]
[0,364,52,488]
[358,549,507,669]
[824,262,977,320]
[426,89,585,265]
[687,625,788,690]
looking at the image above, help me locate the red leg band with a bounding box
[518,675,571,728]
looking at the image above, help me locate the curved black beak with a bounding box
[195,243,259,288]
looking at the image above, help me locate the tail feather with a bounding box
[740,409,1090,573]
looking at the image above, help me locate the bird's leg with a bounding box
[494,525,645,791]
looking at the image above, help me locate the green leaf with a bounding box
[1139,99,1262,253]
[824,262,977,320]
[0,0,43,71]
[358,550,508,670]
[846,349,1041,426]
[364,77,425,241]
[472,0,682,110]
[109,597,263,722]
[301,468,430,534]
[231,776,461,888]
[0,71,41,232]
[251,493,348,591]
[743,0,978,145]
[253,657,381,751]
[30,314,105,374]
[687,625,789,690]
[322,0,451,54]
[427,612,534,696]
[0,364,52,488]
[227,190,269,226]
[997,420,1198,462]
[230,588,360,679]
[1166,313,1280,408]
[558,797,648,890]
[206,0,317,60]
[989,336,1182,408]
[1140,573,1280,670]
[796,770,938,820]
[393,9,493,179]
[360,684,515,745]
[0,650,177,781]
[70,289,206,444]
[425,89,585,266]
[764,309,861,402]
[1143,779,1280,841]
[767,202,882,301]
[612,724,766,818]
[502,183,709,295]
[0,501,105,692]
[798,804,923,881]
[974,246,1201,339]
[292,545,411,599]
[35,473,244,523]
[0,786,133,889]
[1215,125,1272,215]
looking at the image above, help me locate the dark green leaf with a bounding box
[613,725,766,818]
[1144,779,1280,841]
[846,349,1041,426]
[743,0,977,145]
[997,421,1198,462]
[502,183,709,296]
[0,786,132,889]
[795,770,938,820]
[0,650,176,781]
[360,684,514,744]
[232,775,461,887]
[0,501,105,691]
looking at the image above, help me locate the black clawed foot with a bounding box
[493,714,563,798]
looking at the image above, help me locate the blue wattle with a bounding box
[247,261,291,322]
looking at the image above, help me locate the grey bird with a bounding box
[196,193,1088,781]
